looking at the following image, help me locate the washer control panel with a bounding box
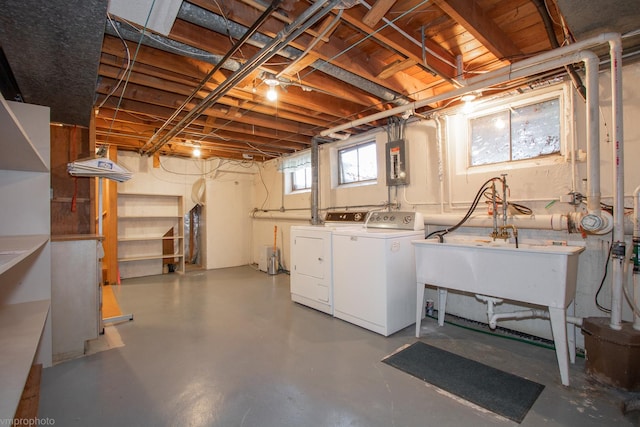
[366,211,425,230]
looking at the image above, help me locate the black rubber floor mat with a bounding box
[383,341,544,423]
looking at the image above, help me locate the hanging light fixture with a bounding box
[192,141,201,157]
[264,74,279,101]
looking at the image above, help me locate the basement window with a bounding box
[469,96,561,166]
[291,166,312,191]
[281,151,311,194]
[337,140,377,185]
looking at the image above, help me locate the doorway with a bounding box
[185,204,202,270]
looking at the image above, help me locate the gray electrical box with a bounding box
[385,139,409,186]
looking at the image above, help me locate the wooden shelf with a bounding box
[0,300,50,419]
[117,193,185,278]
[0,235,49,276]
[118,253,184,262]
[0,98,47,172]
[118,236,184,242]
[0,99,52,417]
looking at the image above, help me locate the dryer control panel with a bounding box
[324,211,368,224]
[366,211,424,231]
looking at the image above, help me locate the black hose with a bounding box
[425,177,502,240]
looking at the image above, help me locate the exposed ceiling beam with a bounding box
[341,6,458,82]
[377,58,417,80]
[434,0,522,62]
[362,0,398,28]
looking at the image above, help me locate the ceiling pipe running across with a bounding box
[321,33,623,137]
[142,0,346,156]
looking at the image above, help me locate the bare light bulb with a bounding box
[266,86,278,101]
[193,147,201,157]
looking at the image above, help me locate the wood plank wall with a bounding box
[50,124,94,235]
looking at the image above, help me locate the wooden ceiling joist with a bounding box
[434,0,522,63]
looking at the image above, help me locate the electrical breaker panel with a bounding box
[385,139,409,186]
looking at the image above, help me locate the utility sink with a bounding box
[412,236,585,386]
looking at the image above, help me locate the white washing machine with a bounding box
[332,212,424,336]
[289,211,367,315]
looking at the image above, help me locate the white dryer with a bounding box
[332,212,424,336]
[289,211,367,315]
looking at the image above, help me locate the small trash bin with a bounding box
[267,253,279,275]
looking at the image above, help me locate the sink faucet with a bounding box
[501,174,508,231]
[490,180,499,239]
[490,174,517,246]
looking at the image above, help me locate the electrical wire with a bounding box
[257,163,270,210]
[98,14,132,110]
[102,0,157,146]
[595,235,613,313]
[211,0,245,59]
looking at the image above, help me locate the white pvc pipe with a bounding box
[463,32,621,87]
[422,213,569,231]
[635,185,640,237]
[421,211,638,235]
[435,115,445,214]
[476,294,503,325]
[585,52,601,214]
[488,309,583,329]
[489,309,548,329]
[610,36,625,330]
[321,33,621,138]
[634,185,640,330]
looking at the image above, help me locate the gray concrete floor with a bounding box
[40,266,639,426]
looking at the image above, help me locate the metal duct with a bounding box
[104,21,241,71]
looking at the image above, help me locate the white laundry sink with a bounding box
[412,237,585,386]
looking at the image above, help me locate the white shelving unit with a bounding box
[117,193,185,279]
[0,98,52,420]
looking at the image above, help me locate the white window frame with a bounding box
[461,84,571,173]
[289,166,312,192]
[337,140,377,185]
[281,150,312,195]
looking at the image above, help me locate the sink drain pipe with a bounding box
[488,309,584,330]
[475,294,583,330]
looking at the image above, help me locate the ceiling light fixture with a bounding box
[192,142,201,158]
[264,74,280,101]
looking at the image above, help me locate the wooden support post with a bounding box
[101,146,119,285]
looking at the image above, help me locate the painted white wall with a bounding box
[203,163,255,269]
[250,61,640,346]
